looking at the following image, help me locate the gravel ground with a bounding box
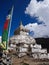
[11,55,49,65]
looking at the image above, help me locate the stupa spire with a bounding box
[14,21,29,35]
[20,21,22,25]
[20,21,23,26]
[19,20,24,30]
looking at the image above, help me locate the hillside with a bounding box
[35,38,49,52]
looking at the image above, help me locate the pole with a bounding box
[5,6,14,65]
[7,6,14,50]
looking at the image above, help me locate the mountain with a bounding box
[35,38,49,52]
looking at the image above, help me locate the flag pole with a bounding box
[5,6,14,65]
[7,6,14,50]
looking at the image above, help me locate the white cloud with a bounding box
[25,23,49,38]
[25,0,49,38]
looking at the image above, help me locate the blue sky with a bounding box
[0,0,36,36]
[0,0,49,38]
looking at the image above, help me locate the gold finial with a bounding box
[20,21,23,26]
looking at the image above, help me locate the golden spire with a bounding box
[19,21,24,30]
[20,21,23,26]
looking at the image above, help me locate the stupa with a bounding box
[9,21,49,59]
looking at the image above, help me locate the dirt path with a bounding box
[11,55,49,65]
